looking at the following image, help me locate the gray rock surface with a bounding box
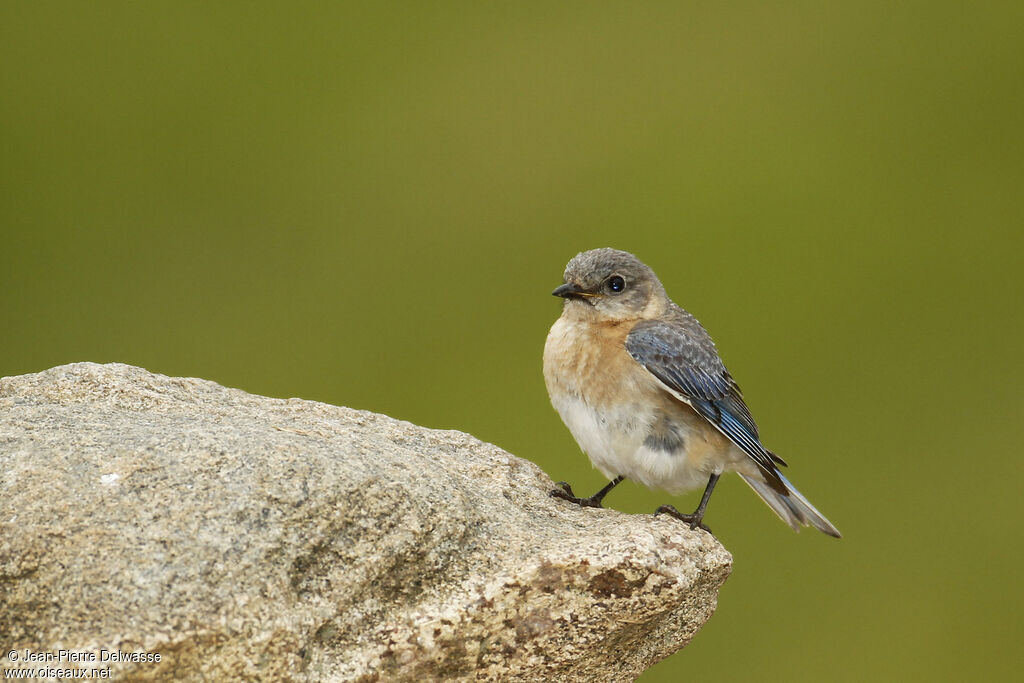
[0,363,731,681]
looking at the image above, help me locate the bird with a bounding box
[543,248,840,537]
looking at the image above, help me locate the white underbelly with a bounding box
[554,394,714,495]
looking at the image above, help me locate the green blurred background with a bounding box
[2,2,1021,680]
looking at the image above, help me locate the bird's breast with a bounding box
[543,313,739,493]
[543,316,652,410]
[543,315,660,463]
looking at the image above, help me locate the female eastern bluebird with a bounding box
[543,248,840,537]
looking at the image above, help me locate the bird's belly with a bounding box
[544,314,743,494]
[553,393,717,495]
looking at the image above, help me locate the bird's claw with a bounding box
[550,481,605,508]
[553,481,575,496]
[655,504,712,533]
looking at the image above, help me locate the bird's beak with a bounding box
[552,283,595,299]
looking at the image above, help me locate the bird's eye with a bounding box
[607,275,626,293]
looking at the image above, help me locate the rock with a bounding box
[0,363,731,682]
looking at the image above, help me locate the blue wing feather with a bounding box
[626,315,787,493]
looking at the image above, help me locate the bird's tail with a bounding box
[740,472,841,538]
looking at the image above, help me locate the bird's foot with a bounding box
[550,481,605,508]
[655,504,712,533]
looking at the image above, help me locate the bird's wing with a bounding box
[626,318,787,494]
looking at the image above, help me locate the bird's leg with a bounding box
[551,475,625,509]
[655,473,720,533]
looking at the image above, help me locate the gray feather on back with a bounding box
[626,314,787,494]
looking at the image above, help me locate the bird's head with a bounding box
[553,248,668,322]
